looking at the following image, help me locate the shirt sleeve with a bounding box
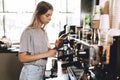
[19,29,31,53]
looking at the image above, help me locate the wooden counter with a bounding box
[0,53,23,80]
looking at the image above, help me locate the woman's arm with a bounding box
[18,49,57,63]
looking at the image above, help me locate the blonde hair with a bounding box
[28,1,53,29]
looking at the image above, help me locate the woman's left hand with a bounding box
[54,38,64,49]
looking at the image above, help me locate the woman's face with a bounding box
[39,9,53,25]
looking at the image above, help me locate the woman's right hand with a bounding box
[48,49,57,57]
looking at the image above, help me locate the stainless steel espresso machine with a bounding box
[56,27,120,80]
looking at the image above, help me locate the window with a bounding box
[0,0,80,43]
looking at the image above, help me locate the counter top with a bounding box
[0,45,19,53]
[0,49,18,53]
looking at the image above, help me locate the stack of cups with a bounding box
[112,0,120,29]
[99,14,110,31]
[99,14,110,45]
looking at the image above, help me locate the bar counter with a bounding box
[0,47,23,80]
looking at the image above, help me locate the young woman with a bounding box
[18,1,58,80]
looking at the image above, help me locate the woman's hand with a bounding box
[48,49,57,57]
[54,38,64,49]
